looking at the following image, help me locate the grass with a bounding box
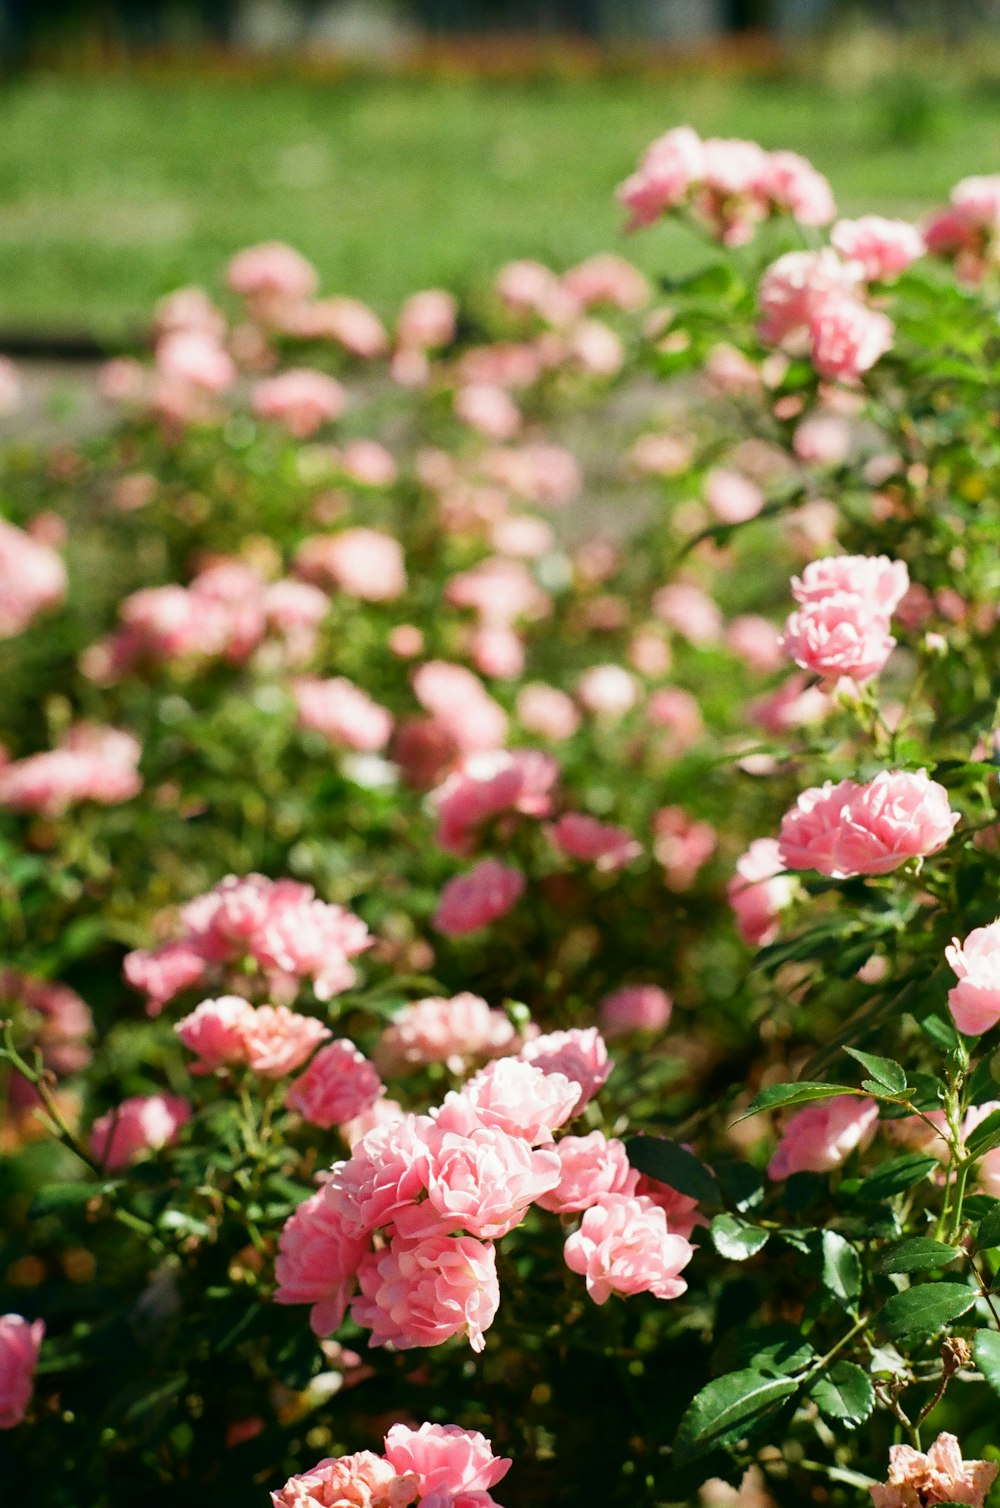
[1,69,1000,339]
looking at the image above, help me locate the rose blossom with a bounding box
[516,683,581,741]
[0,519,67,638]
[704,468,764,524]
[273,1185,369,1336]
[652,807,717,891]
[0,1315,44,1429]
[549,812,641,871]
[599,985,672,1039]
[351,1230,500,1352]
[412,661,508,754]
[296,528,406,602]
[767,1095,879,1179]
[869,1433,997,1508]
[651,582,723,646]
[328,1117,435,1239]
[519,1027,611,1113]
[727,839,796,948]
[376,994,498,1073]
[270,1451,418,1508]
[434,1057,579,1144]
[617,125,705,229]
[454,384,521,441]
[780,593,896,683]
[393,1122,561,1240]
[174,995,256,1073]
[91,1093,191,1169]
[831,216,925,281]
[294,677,393,752]
[383,1424,511,1500]
[562,253,649,311]
[946,918,1000,1034]
[227,241,317,303]
[575,664,638,718]
[778,770,959,878]
[564,1193,694,1304]
[632,1173,702,1241]
[287,1040,384,1129]
[791,553,910,614]
[757,249,859,346]
[238,1004,330,1078]
[433,860,525,936]
[809,294,894,382]
[536,1131,637,1214]
[253,369,347,438]
[397,289,457,350]
[432,749,558,855]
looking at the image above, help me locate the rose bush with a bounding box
[4,125,1000,1507]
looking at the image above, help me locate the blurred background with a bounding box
[1,0,1000,345]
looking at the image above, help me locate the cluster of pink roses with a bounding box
[778,768,958,880]
[779,551,909,685]
[925,174,1000,282]
[272,1422,511,1508]
[617,125,835,244]
[757,248,895,382]
[275,1025,694,1351]
[124,872,371,1012]
[0,517,66,639]
[0,723,142,816]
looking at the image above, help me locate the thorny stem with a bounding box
[0,1025,103,1175]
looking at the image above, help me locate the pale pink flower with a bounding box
[762,149,835,226]
[549,812,640,871]
[617,125,705,229]
[396,289,458,350]
[0,971,92,1077]
[297,296,388,357]
[91,1093,191,1169]
[287,1040,383,1129]
[481,441,582,508]
[651,582,723,646]
[264,580,330,662]
[351,1231,500,1352]
[757,249,859,346]
[519,1027,611,1113]
[870,1433,997,1508]
[388,624,424,659]
[568,319,624,378]
[433,860,525,936]
[296,528,406,602]
[536,1131,637,1214]
[458,343,542,391]
[175,995,256,1073]
[495,259,579,326]
[273,1185,369,1337]
[704,343,762,397]
[564,1193,694,1303]
[432,749,558,855]
[780,593,896,683]
[725,615,784,674]
[831,216,924,281]
[0,1315,44,1429]
[0,520,67,637]
[341,1096,407,1151]
[435,1057,579,1144]
[704,468,764,525]
[652,807,717,891]
[575,664,638,718]
[490,514,554,559]
[271,1451,417,1508]
[599,986,672,1040]
[727,839,796,948]
[412,661,507,754]
[470,624,525,680]
[767,1095,879,1179]
[632,1174,702,1241]
[329,1117,435,1239]
[377,994,496,1073]
[946,919,1000,1034]
[253,370,347,438]
[124,941,207,1014]
[562,253,649,311]
[156,329,235,393]
[700,1467,775,1508]
[454,384,521,441]
[779,770,959,879]
[227,242,318,303]
[516,683,581,741]
[809,295,894,382]
[239,1004,330,1079]
[446,557,549,627]
[0,724,142,815]
[646,688,704,753]
[294,677,393,752]
[153,285,226,341]
[628,431,694,477]
[340,439,398,488]
[791,553,909,614]
[749,672,830,734]
[394,1122,561,1240]
[384,1424,511,1499]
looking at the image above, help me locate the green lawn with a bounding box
[1,70,1000,339]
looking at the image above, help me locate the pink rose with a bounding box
[393,1122,561,1240]
[704,468,764,525]
[91,1093,191,1169]
[253,369,347,438]
[294,677,393,753]
[617,126,704,229]
[412,662,508,754]
[791,553,909,614]
[599,985,672,1040]
[351,1231,500,1352]
[0,519,67,638]
[239,1005,331,1079]
[175,995,255,1073]
[536,1131,637,1214]
[870,1433,997,1508]
[397,289,458,350]
[454,384,521,441]
[287,1040,384,1129]
[0,1315,44,1429]
[296,296,388,357]
[227,241,317,302]
[377,994,496,1073]
[946,919,1000,1034]
[725,615,784,674]
[515,683,581,742]
[780,593,896,683]
[432,750,558,856]
[296,528,406,603]
[758,249,858,346]
[778,771,959,878]
[761,149,835,226]
[519,1028,611,1114]
[330,1116,436,1239]
[767,1095,879,1179]
[632,1173,702,1241]
[575,664,639,718]
[270,1451,418,1508]
[435,1058,579,1145]
[808,295,894,382]
[831,216,924,281]
[651,582,723,647]
[383,1424,511,1499]
[124,942,206,1015]
[549,812,641,871]
[727,839,796,948]
[562,252,649,311]
[433,860,525,937]
[273,1186,368,1337]
[564,1193,694,1304]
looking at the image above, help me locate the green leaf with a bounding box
[29,1181,116,1219]
[736,1082,858,1124]
[673,1369,798,1461]
[878,1282,977,1341]
[808,1361,876,1424]
[711,1214,770,1261]
[843,1048,907,1095]
[625,1137,719,1204]
[855,1154,938,1204]
[875,1238,963,1274]
[975,1202,1000,1251]
[973,1328,1000,1398]
[822,1231,861,1307]
[964,1108,1000,1161]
